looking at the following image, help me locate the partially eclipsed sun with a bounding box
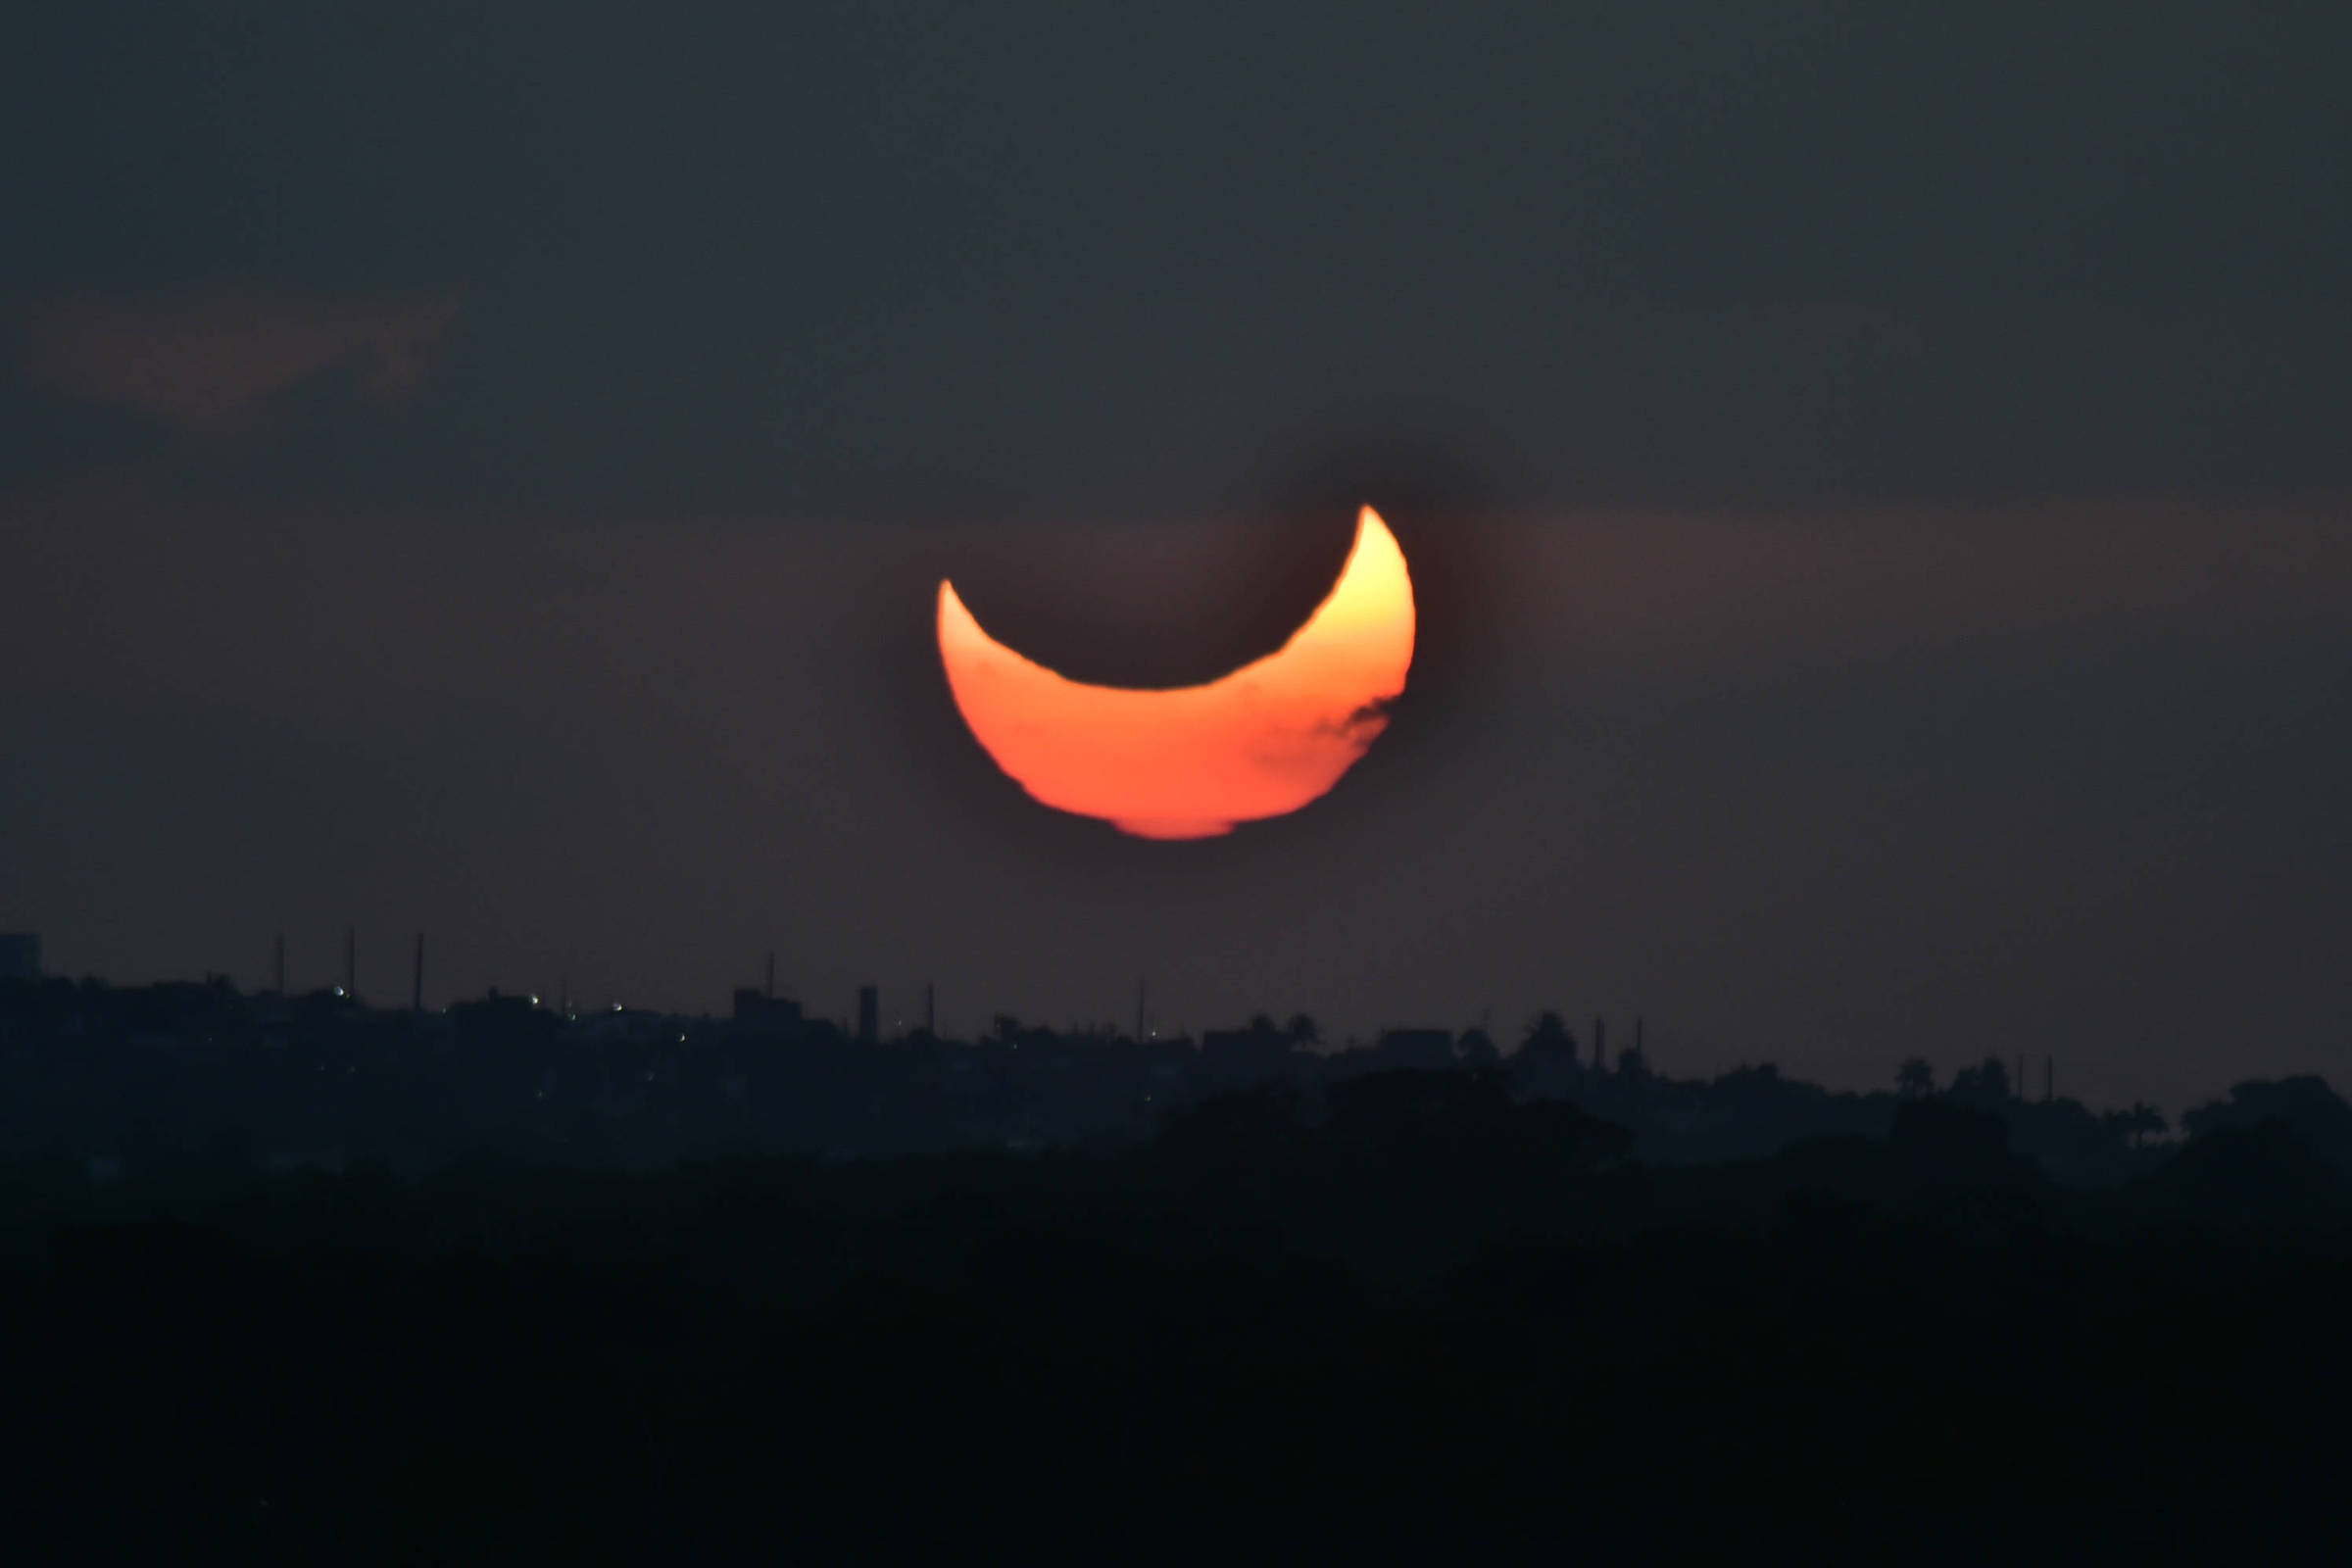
[937,507,1415,839]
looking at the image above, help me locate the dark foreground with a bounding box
[5,1083,2351,1562]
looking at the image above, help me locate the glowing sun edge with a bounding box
[937,507,1416,839]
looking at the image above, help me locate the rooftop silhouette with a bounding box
[7,964,2352,1555]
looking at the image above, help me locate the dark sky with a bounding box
[4,1,2349,1106]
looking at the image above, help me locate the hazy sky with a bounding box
[4,2,2348,1106]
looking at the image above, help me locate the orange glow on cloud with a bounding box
[938,507,1416,838]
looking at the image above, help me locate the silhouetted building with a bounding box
[858,986,879,1046]
[0,933,38,982]
[732,988,804,1033]
[1202,1023,1294,1076]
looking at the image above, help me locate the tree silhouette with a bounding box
[2105,1102,2168,1150]
[1285,1013,1320,1047]
[1950,1056,2013,1104]
[1896,1058,1936,1099]
[2181,1077,2352,1172]
[1520,1011,1579,1058]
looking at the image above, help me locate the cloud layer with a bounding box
[22,292,457,436]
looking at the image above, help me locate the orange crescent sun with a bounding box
[937,507,1416,839]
